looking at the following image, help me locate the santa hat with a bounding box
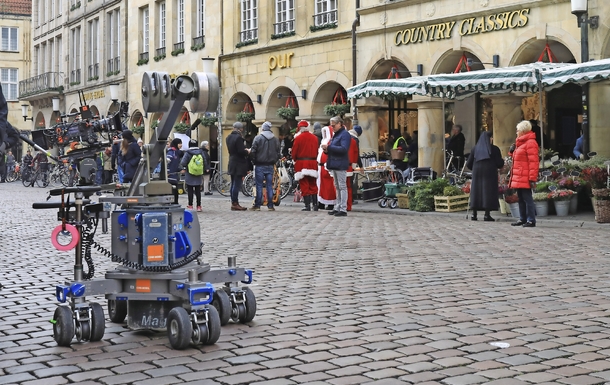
[297,120,310,131]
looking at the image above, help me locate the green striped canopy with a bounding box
[542,58,610,90]
[346,76,428,100]
[427,62,570,100]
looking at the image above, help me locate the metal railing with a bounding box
[139,52,149,62]
[19,72,64,98]
[88,63,99,79]
[156,47,166,57]
[240,29,258,42]
[70,69,81,84]
[313,10,337,26]
[192,35,205,47]
[173,41,184,51]
[107,57,120,74]
[273,20,294,35]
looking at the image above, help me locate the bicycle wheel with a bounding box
[6,170,17,183]
[242,173,254,197]
[214,172,231,196]
[36,171,50,188]
[280,179,292,200]
[22,170,34,187]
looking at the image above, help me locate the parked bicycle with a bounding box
[208,161,231,196]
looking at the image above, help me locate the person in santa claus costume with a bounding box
[317,125,336,210]
[346,129,360,211]
[292,120,320,211]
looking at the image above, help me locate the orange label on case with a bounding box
[136,279,151,293]
[147,245,164,262]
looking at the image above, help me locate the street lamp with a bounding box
[52,97,60,112]
[21,104,33,121]
[571,0,598,157]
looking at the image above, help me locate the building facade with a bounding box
[20,0,126,154]
[355,0,610,172]
[1,0,32,160]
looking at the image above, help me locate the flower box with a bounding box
[433,194,469,212]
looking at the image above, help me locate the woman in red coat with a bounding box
[509,120,539,227]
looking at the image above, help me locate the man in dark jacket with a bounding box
[118,130,142,183]
[322,116,351,217]
[249,121,281,211]
[226,122,249,211]
[446,124,466,170]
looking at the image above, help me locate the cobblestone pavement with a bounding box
[2,182,610,385]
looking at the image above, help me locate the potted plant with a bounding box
[277,106,299,121]
[236,111,255,122]
[200,116,218,127]
[532,192,549,217]
[581,165,610,222]
[173,122,190,134]
[498,184,508,214]
[323,103,351,118]
[547,189,574,217]
[132,125,145,136]
[433,185,469,212]
[557,177,583,214]
[504,192,520,218]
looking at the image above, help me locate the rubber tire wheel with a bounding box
[378,198,387,208]
[204,306,221,345]
[389,199,398,209]
[167,307,193,350]
[212,290,231,326]
[108,299,127,323]
[89,302,106,342]
[53,306,74,347]
[239,287,257,324]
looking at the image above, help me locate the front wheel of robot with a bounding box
[212,290,231,326]
[108,299,127,323]
[240,287,257,324]
[167,307,192,350]
[53,306,75,347]
[89,302,105,342]
[203,305,221,345]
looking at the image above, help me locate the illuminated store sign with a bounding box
[395,9,530,46]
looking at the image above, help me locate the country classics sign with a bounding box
[394,8,530,46]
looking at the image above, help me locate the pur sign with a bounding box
[394,8,530,46]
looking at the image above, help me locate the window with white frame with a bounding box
[35,45,40,75]
[195,0,205,39]
[88,18,99,79]
[275,0,294,34]
[0,68,18,100]
[49,39,55,73]
[314,0,337,26]
[1,27,18,51]
[41,43,47,73]
[176,0,184,44]
[159,1,166,49]
[71,27,81,72]
[142,7,149,53]
[107,9,120,73]
[57,36,62,74]
[240,0,258,42]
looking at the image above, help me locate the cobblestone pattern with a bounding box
[1,183,610,384]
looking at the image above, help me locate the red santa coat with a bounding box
[346,137,359,177]
[292,131,319,181]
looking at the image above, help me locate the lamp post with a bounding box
[571,0,598,157]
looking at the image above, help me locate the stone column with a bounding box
[589,82,610,157]
[490,95,523,157]
[416,100,444,174]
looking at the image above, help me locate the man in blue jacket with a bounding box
[322,116,351,217]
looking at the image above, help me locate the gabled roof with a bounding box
[0,0,32,16]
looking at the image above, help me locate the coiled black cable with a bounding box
[81,217,97,280]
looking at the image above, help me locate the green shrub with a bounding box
[429,178,450,196]
[535,181,557,193]
[443,185,463,196]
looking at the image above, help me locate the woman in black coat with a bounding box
[466,131,504,221]
[225,122,249,210]
[119,130,142,183]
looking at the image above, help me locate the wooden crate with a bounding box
[434,194,469,212]
[396,193,409,209]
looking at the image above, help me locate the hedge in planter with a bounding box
[409,178,449,212]
[173,123,190,134]
[277,107,298,121]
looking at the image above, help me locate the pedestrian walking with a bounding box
[167,138,183,204]
[317,126,336,210]
[322,116,352,217]
[466,131,504,221]
[200,141,213,195]
[509,120,539,228]
[102,147,113,184]
[226,122,249,211]
[180,139,206,212]
[249,121,281,211]
[292,120,319,211]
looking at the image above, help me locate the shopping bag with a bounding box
[293,189,303,202]
[279,164,290,183]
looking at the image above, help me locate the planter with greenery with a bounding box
[271,31,296,40]
[173,123,190,134]
[277,107,299,121]
[200,116,218,127]
[150,120,160,130]
[236,39,258,49]
[106,70,120,77]
[309,23,337,33]
[154,54,166,62]
[171,48,185,56]
[236,112,255,122]
[533,192,549,217]
[323,103,350,117]
[132,125,145,136]
[409,178,449,212]
[191,43,205,51]
[87,76,99,81]
[137,59,149,66]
